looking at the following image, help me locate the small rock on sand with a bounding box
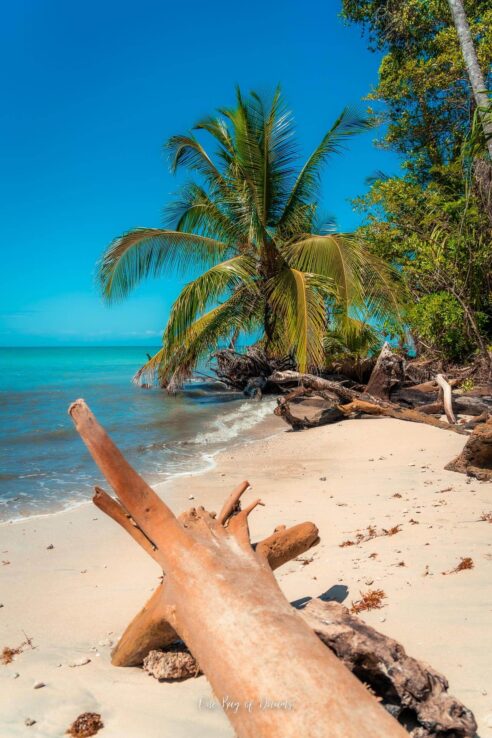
[33,681,45,689]
[68,657,91,668]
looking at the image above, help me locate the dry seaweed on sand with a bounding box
[339,524,402,547]
[66,713,103,737]
[350,589,386,614]
[442,557,474,575]
[1,633,35,665]
[479,511,492,523]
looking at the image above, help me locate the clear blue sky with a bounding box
[0,0,400,347]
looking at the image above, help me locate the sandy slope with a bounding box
[1,414,491,737]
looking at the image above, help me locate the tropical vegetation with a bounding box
[342,0,492,365]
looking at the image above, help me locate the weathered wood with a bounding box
[299,599,477,738]
[365,343,404,400]
[69,399,408,738]
[93,487,158,561]
[217,480,250,524]
[270,370,358,402]
[436,374,456,424]
[338,400,468,434]
[445,420,492,480]
[275,392,346,430]
[419,396,491,417]
[112,521,321,667]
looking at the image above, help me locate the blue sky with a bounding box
[0,0,400,347]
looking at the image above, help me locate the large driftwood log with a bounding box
[270,369,359,402]
[338,400,468,434]
[141,598,477,738]
[365,342,404,400]
[69,400,408,738]
[111,516,321,668]
[445,420,492,480]
[274,389,346,430]
[272,375,469,434]
[300,599,477,738]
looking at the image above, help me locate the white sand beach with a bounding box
[1,414,491,737]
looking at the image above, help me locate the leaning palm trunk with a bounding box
[69,399,407,738]
[448,0,492,157]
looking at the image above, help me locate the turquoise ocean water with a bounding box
[0,347,275,522]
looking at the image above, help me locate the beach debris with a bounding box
[302,599,477,738]
[143,645,200,680]
[351,589,386,614]
[66,712,103,737]
[13,672,19,679]
[46,544,54,549]
[2,634,35,664]
[479,511,492,523]
[2,560,11,565]
[33,681,45,689]
[68,657,91,667]
[442,557,474,575]
[25,718,36,727]
[339,524,401,548]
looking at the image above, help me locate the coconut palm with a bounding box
[99,88,403,388]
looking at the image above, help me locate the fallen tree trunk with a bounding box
[338,400,468,434]
[445,420,492,480]
[69,400,408,738]
[270,370,359,402]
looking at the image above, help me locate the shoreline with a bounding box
[0,399,280,528]
[1,414,491,737]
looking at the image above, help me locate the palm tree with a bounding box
[99,88,403,389]
[447,0,492,158]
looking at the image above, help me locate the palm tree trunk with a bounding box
[447,0,492,158]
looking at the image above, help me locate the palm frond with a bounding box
[165,134,222,181]
[165,183,245,243]
[163,255,259,346]
[99,228,230,302]
[268,268,330,371]
[138,288,262,387]
[279,108,374,232]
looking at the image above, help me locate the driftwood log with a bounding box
[272,372,469,435]
[445,420,492,480]
[69,399,409,738]
[300,599,477,738]
[140,599,477,738]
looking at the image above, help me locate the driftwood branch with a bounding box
[436,374,456,425]
[217,480,250,524]
[93,487,158,561]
